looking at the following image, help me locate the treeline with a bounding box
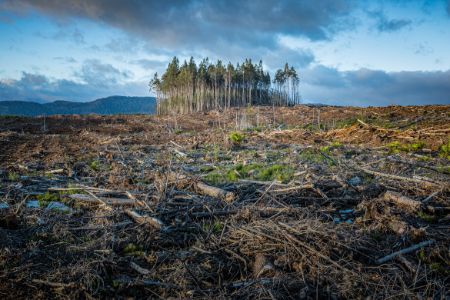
[149,57,300,114]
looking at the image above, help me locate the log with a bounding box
[125,209,164,229]
[383,191,421,212]
[376,240,435,264]
[196,181,235,203]
[167,171,235,203]
[357,166,444,187]
[69,194,136,206]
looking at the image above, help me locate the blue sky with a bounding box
[0,0,449,106]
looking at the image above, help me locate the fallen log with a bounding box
[383,191,450,214]
[69,194,137,206]
[166,172,235,203]
[124,209,164,229]
[383,191,421,212]
[195,181,235,203]
[356,166,445,187]
[376,240,435,264]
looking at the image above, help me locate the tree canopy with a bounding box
[150,57,300,114]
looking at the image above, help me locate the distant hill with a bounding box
[0,96,156,116]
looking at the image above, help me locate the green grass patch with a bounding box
[299,148,330,164]
[123,243,145,257]
[89,160,100,171]
[387,141,426,154]
[202,221,224,234]
[439,139,450,160]
[204,163,294,184]
[320,141,343,153]
[37,192,61,207]
[417,211,438,223]
[7,172,19,181]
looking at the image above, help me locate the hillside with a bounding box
[0,96,156,116]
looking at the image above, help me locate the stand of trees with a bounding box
[149,57,300,114]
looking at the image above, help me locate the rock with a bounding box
[46,202,72,213]
[348,176,362,186]
[0,202,9,210]
[26,200,40,208]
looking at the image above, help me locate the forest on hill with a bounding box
[149,57,300,114]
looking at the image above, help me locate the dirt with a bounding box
[0,105,449,299]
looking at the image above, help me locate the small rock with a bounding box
[46,202,72,213]
[339,209,354,214]
[26,200,40,208]
[348,176,362,186]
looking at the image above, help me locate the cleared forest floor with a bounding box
[0,105,449,299]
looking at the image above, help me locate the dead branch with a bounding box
[376,240,435,264]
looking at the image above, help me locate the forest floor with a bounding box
[0,105,449,299]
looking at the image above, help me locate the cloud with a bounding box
[2,0,357,50]
[76,59,133,87]
[130,59,167,70]
[369,10,411,32]
[301,66,450,106]
[35,27,86,44]
[53,56,77,63]
[0,61,146,102]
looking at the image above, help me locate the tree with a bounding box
[150,57,300,114]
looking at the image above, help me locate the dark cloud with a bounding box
[301,66,450,106]
[0,61,146,102]
[369,11,411,32]
[2,0,356,49]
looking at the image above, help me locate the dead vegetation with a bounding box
[0,105,449,299]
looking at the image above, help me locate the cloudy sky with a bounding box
[0,0,449,106]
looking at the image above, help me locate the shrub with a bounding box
[229,131,245,145]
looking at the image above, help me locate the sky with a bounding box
[0,0,449,106]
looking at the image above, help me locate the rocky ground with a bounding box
[0,105,449,299]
